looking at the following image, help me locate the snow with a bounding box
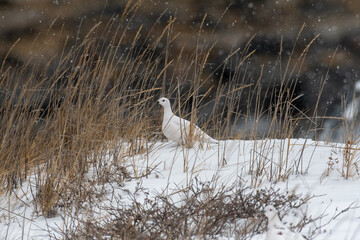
[0,138,360,239]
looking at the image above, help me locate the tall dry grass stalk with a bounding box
[339,94,360,179]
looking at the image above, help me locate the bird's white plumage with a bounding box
[264,205,306,240]
[158,97,217,146]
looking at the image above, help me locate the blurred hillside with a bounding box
[1,0,360,140]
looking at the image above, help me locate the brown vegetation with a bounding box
[0,1,358,239]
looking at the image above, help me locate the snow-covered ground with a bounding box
[1,139,360,239]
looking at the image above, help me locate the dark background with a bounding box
[1,0,360,141]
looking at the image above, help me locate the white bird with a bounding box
[158,97,218,146]
[264,205,306,240]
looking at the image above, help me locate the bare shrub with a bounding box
[62,177,314,240]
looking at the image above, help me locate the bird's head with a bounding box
[264,205,277,219]
[158,97,171,108]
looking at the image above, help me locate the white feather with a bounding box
[158,97,217,145]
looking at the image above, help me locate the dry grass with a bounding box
[0,1,358,239]
[0,15,161,216]
[0,1,314,204]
